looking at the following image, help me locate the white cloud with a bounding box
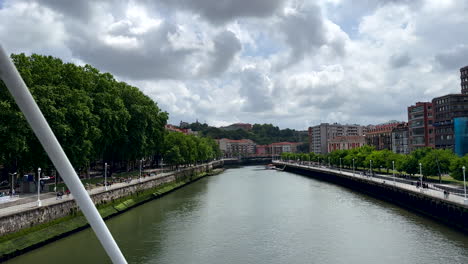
[1,0,467,129]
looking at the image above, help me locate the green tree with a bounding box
[420,149,455,179]
[449,155,468,181]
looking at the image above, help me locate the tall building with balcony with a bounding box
[391,123,409,154]
[308,123,364,154]
[217,138,256,157]
[432,94,468,153]
[407,102,434,152]
[365,122,404,151]
[461,65,468,94]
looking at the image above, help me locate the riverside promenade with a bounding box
[273,160,468,208]
[0,170,174,219]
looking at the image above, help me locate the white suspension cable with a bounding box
[0,45,127,264]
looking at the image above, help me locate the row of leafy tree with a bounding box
[281,146,468,181]
[185,122,308,146]
[0,54,220,179]
[163,132,221,168]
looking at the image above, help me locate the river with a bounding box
[6,166,468,263]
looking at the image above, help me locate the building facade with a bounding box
[432,94,468,152]
[309,123,364,154]
[217,138,256,157]
[407,102,434,152]
[391,123,409,154]
[365,122,404,151]
[328,136,366,152]
[270,142,300,154]
[165,124,196,135]
[461,65,468,95]
[454,117,468,156]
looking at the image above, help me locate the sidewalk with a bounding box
[0,170,173,218]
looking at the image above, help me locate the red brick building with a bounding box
[365,122,404,150]
[407,102,434,152]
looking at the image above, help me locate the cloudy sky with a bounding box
[1,0,467,129]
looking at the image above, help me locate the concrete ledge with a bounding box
[277,162,468,233]
[0,161,223,261]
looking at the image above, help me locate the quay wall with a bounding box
[0,161,223,237]
[280,163,468,233]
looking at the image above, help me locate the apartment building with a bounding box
[407,102,434,152]
[308,123,364,154]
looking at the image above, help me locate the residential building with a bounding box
[220,123,253,131]
[309,123,364,154]
[328,136,366,152]
[255,145,269,155]
[164,124,196,135]
[432,94,468,153]
[271,142,300,155]
[461,65,468,94]
[407,102,434,152]
[391,123,409,154]
[365,122,404,151]
[216,138,256,157]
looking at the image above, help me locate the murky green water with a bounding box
[6,166,468,263]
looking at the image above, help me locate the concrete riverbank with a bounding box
[0,161,223,261]
[275,161,468,233]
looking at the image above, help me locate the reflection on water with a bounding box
[7,166,468,264]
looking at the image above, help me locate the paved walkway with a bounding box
[0,170,175,218]
[274,161,468,208]
[0,160,223,218]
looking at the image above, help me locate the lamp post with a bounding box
[104,162,108,191]
[8,172,17,197]
[392,161,395,185]
[339,158,342,172]
[370,160,373,177]
[419,163,423,190]
[139,159,142,182]
[37,167,42,207]
[352,158,355,177]
[463,166,467,204]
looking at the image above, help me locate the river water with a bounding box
[7,166,468,264]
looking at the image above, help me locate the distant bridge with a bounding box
[222,156,273,165]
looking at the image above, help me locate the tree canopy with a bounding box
[0,53,219,178]
[281,146,467,182]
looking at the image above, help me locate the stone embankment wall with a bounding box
[282,163,468,233]
[0,161,223,236]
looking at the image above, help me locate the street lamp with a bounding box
[8,172,17,197]
[37,167,42,207]
[352,159,355,177]
[339,158,342,172]
[463,166,467,204]
[370,160,373,176]
[104,162,108,191]
[419,163,423,189]
[139,159,143,182]
[392,161,395,185]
